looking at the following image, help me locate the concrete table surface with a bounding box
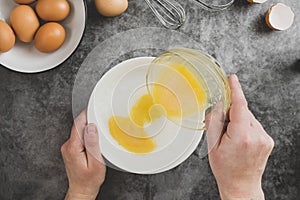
[0,0,299,199]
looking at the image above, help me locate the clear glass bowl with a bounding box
[146,48,231,130]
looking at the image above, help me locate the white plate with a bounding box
[0,0,86,73]
[87,57,204,174]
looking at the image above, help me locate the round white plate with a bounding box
[0,0,86,73]
[87,57,204,174]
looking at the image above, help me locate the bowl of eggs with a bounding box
[0,0,86,73]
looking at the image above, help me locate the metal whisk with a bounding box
[193,0,235,11]
[144,0,186,30]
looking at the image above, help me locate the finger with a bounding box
[61,139,88,168]
[205,102,225,151]
[69,109,87,150]
[229,74,248,108]
[228,74,250,125]
[84,123,105,168]
[229,105,250,125]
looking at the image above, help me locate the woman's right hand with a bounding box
[206,74,274,200]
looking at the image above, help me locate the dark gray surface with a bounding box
[0,0,299,199]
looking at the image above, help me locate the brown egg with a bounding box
[95,0,128,17]
[34,22,66,53]
[10,5,39,43]
[36,0,70,21]
[14,0,36,4]
[0,20,15,53]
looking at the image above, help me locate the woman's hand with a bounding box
[61,110,106,200]
[206,75,274,200]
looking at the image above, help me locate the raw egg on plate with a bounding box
[109,94,161,154]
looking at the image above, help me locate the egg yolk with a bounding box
[152,64,207,117]
[109,95,162,154]
[109,64,207,154]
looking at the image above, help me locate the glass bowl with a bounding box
[146,48,231,130]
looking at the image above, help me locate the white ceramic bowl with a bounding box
[87,57,204,174]
[0,0,86,73]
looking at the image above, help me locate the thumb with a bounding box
[84,124,105,168]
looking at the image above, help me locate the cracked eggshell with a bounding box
[265,3,294,31]
[247,0,268,4]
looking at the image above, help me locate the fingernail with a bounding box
[86,124,97,134]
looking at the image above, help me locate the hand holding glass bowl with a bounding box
[146,48,231,130]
